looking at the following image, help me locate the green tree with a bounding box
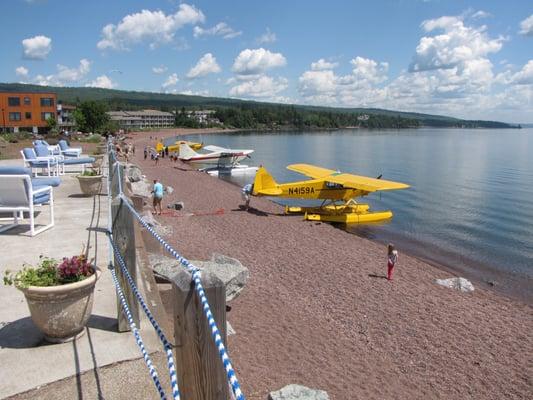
[77,101,110,133]
[72,109,86,132]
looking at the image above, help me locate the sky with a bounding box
[1,0,532,123]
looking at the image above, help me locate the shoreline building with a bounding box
[107,109,174,130]
[0,91,57,133]
[56,103,77,131]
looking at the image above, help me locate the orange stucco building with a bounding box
[0,92,57,133]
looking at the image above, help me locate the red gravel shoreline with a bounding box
[129,131,532,399]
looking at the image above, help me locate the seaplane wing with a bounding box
[287,164,337,179]
[203,145,230,152]
[326,174,409,192]
[203,145,254,156]
[287,163,409,192]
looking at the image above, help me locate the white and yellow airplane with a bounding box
[252,163,409,223]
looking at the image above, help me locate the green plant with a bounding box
[79,133,103,143]
[3,253,94,288]
[79,169,100,177]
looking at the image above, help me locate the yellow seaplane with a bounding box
[252,163,409,223]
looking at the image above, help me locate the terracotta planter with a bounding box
[19,269,101,343]
[76,175,103,196]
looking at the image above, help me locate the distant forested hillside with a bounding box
[0,82,517,129]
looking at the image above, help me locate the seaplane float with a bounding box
[178,143,258,176]
[251,163,409,223]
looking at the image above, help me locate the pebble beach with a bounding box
[130,130,532,400]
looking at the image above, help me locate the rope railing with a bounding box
[107,140,245,400]
[106,141,177,400]
[109,265,168,399]
[118,194,244,400]
[107,232,180,400]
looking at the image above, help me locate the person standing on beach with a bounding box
[387,244,399,280]
[152,179,164,215]
[241,183,253,210]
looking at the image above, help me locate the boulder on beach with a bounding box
[151,253,249,302]
[167,201,184,210]
[435,277,475,293]
[127,164,143,182]
[268,384,329,400]
[131,180,151,198]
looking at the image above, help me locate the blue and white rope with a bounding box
[107,232,180,400]
[118,193,245,400]
[110,266,167,400]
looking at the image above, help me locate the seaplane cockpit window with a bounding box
[326,182,344,189]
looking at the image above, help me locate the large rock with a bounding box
[268,384,329,400]
[435,277,475,293]
[140,211,173,236]
[151,253,249,302]
[127,165,143,182]
[131,180,152,198]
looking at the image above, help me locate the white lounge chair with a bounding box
[0,174,54,236]
[58,140,82,158]
[21,148,60,177]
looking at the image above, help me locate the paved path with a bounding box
[0,159,160,399]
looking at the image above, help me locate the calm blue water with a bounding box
[170,128,533,301]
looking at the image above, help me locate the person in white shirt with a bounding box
[387,244,399,281]
[241,183,253,210]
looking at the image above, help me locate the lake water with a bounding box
[169,128,533,302]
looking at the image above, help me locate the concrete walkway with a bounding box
[0,159,160,399]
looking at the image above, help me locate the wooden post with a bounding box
[111,195,139,332]
[131,194,145,212]
[171,269,229,400]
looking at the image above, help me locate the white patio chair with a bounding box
[0,174,54,236]
[21,148,60,177]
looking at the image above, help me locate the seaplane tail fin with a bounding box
[253,166,283,196]
[178,143,198,160]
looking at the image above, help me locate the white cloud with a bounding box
[257,28,276,44]
[97,4,205,50]
[34,59,91,86]
[229,75,288,99]
[15,66,29,77]
[350,56,388,84]
[152,65,168,74]
[178,89,209,96]
[232,48,286,75]
[502,60,533,85]
[299,56,389,105]
[471,10,491,20]
[311,58,338,71]
[519,14,533,36]
[162,73,179,89]
[193,22,241,39]
[86,75,117,89]
[409,16,503,72]
[22,35,52,59]
[186,53,221,79]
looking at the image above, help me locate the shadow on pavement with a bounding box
[0,317,45,349]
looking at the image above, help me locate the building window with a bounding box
[40,98,54,107]
[24,97,31,105]
[8,97,20,106]
[25,112,32,119]
[9,112,21,121]
[41,112,54,121]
